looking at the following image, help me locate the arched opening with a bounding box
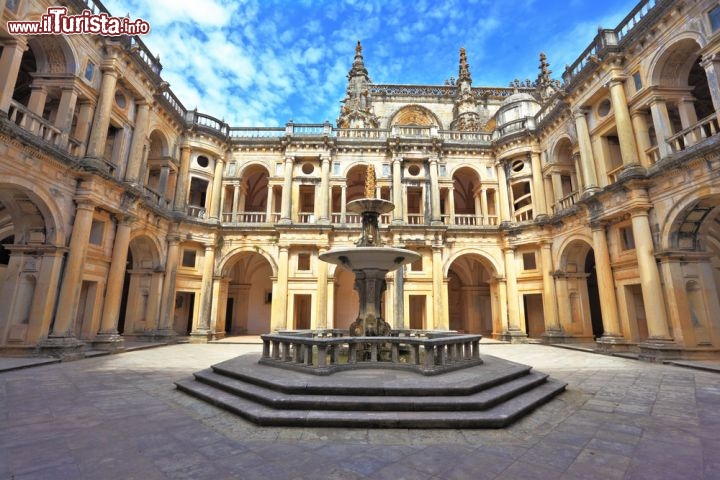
[584,251,604,339]
[447,254,495,335]
[558,240,601,340]
[223,252,273,335]
[120,236,162,337]
[452,167,480,225]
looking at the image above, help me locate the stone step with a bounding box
[210,353,533,396]
[175,377,567,429]
[190,368,549,412]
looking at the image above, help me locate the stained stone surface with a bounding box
[1,343,719,479]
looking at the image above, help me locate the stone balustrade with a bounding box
[260,329,482,375]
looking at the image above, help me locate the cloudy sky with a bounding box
[103,0,640,127]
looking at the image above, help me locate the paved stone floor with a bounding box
[1,343,719,480]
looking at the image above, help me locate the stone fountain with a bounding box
[175,165,567,428]
[319,164,419,338]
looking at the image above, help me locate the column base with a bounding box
[595,335,631,353]
[580,187,601,200]
[496,330,528,343]
[92,333,125,351]
[430,220,444,226]
[277,218,292,225]
[618,163,647,180]
[189,330,215,343]
[37,336,86,359]
[638,338,681,362]
[541,330,575,344]
[391,219,406,225]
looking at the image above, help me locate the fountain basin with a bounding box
[319,246,420,272]
[346,198,395,215]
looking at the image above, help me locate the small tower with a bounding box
[451,48,486,131]
[337,41,379,129]
[535,52,560,100]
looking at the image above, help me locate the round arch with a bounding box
[236,161,272,179]
[648,34,706,88]
[443,248,500,278]
[218,246,278,277]
[387,104,443,130]
[147,129,170,158]
[660,190,720,251]
[220,249,275,335]
[550,136,575,164]
[127,233,163,269]
[0,180,66,246]
[556,234,594,268]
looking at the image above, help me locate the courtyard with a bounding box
[1,342,718,479]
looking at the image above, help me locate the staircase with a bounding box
[175,353,566,428]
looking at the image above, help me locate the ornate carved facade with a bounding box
[1,0,720,360]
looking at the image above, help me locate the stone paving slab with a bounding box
[1,343,719,479]
[0,356,59,372]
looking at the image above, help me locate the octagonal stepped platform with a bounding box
[175,353,566,428]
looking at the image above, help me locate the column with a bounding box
[649,97,673,158]
[195,244,215,334]
[319,155,331,223]
[271,246,290,330]
[209,157,225,220]
[631,110,653,167]
[503,248,524,337]
[573,108,599,195]
[124,101,150,183]
[496,162,511,222]
[315,248,328,329]
[208,277,223,336]
[700,53,720,115]
[27,85,48,117]
[591,223,623,339]
[97,216,133,340]
[340,185,347,223]
[55,87,79,147]
[265,184,274,222]
[480,188,488,225]
[158,233,180,332]
[173,146,191,211]
[540,241,560,334]
[0,39,26,113]
[391,156,404,223]
[429,158,442,224]
[630,209,672,340]
[231,182,241,222]
[50,201,96,338]
[432,245,447,329]
[608,77,640,166]
[543,175,554,214]
[447,185,456,225]
[73,101,94,157]
[530,152,547,216]
[157,166,170,203]
[678,96,699,147]
[85,63,119,160]
[279,156,294,224]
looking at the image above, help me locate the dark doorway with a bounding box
[225,298,234,334]
[585,251,604,338]
[117,250,132,334]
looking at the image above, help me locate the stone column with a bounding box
[431,245,447,329]
[50,201,96,338]
[630,209,672,341]
[447,185,456,225]
[340,185,347,223]
[271,246,290,330]
[157,166,170,204]
[27,86,48,129]
[480,187,488,225]
[279,156,294,224]
[173,146,191,211]
[319,155,331,223]
[231,182,240,222]
[608,77,640,167]
[677,96,699,147]
[391,156,404,223]
[503,248,525,340]
[429,158,442,225]
[573,108,599,195]
[55,87,79,148]
[496,162,511,223]
[124,101,150,183]
[631,110,653,167]
[208,277,223,338]
[73,101,94,157]
[591,223,623,341]
[193,244,215,337]
[265,184,274,222]
[315,248,328,329]
[530,152,547,216]
[700,53,720,116]
[85,63,119,160]
[543,175,554,214]
[158,233,180,333]
[649,97,673,158]
[540,241,561,336]
[0,39,26,113]
[96,216,133,346]
[209,157,225,220]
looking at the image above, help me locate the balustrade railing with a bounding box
[554,191,579,213]
[645,145,660,165]
[606,164,624,184]
[407,214,424,225]
[186,205,206,219]
[667,113,720,154]
[260,330,482,375]
[222,212,268,223]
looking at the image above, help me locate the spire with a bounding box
[458,47,472,85]
[535,52,561,100]
[348,40,370,81]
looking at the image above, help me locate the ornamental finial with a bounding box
[365,164,376,199]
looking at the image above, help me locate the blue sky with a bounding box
[103,0,640,127]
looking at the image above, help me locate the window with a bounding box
[710,5,720,32]
[408,164,421,176]
[597,99,611,117]
[620,226,636,251]
[297,253,310,271]
[410,253,423,272]
[196,155,209,168]
[522,252,537,270]
[84,61,95,81]
[89,220,104,245]
[511,159,525,173]
[633,72,642,92]
[301,163,314,174]
[181,249,197,267]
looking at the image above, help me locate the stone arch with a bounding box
[451,166,481,215]
[557,236,603,339]
[219,246,278,278]
[127,233,163,269]
[550,136,574,164]
[648,34,706,88]
[445,251,499,335]
[26,35,78,75]
[661,191,720,251]
[148,130,170,158]
[388,105,443,130]
[220,250,275,335]
[443,249,500,278]
[0,180,64,246]
[239,164,271,212]
[345,163,371,202]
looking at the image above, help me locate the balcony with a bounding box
[667,113,720,155]
[7,101,82,157]
[186,205,206,219]
[553,191,579,214]
[221,212,279,224]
